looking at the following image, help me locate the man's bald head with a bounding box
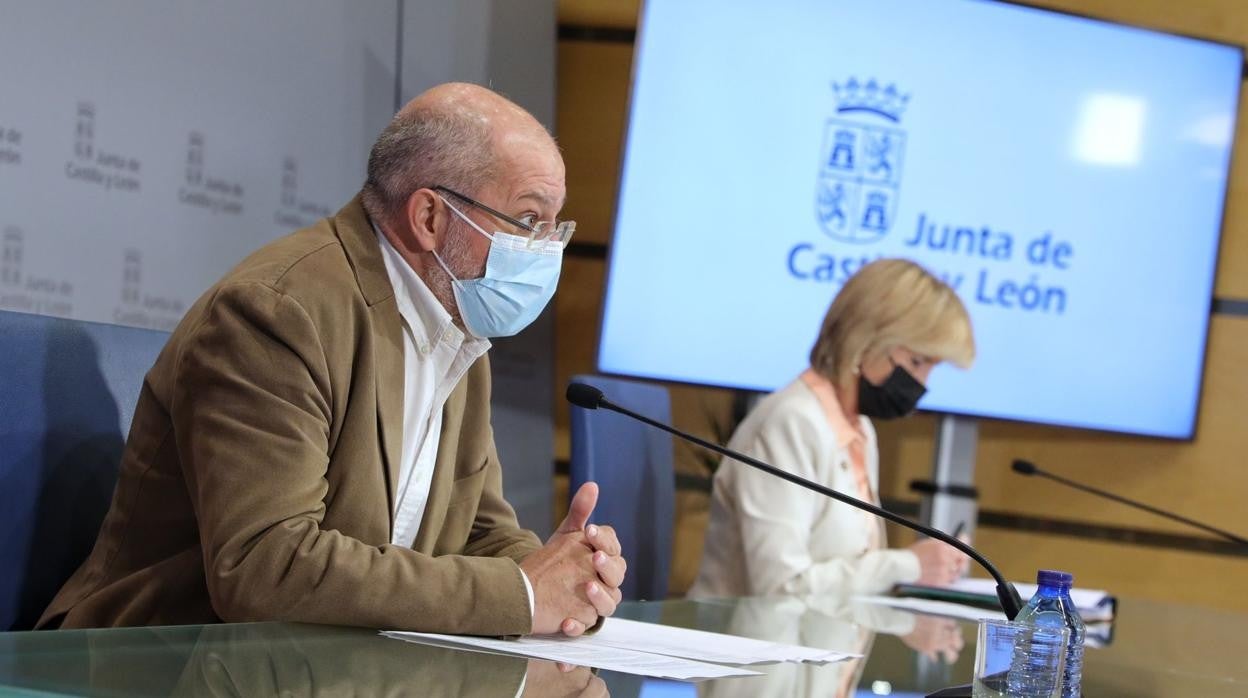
[361,82,557,228]
[396,82,549,139]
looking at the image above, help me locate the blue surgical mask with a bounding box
[434,197,563,338]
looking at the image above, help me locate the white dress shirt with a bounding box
[374,226,535,621]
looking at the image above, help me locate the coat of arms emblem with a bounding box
[816,79,908,243]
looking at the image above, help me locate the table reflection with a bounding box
[0,621,610,697]
[174,623,531,697]
[698,594,962,698]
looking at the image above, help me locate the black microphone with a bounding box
[1012,459,1248,546]
[567,382,606,410]
[568,382,1024,619]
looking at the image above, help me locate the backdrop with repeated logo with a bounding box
[0,0,558,538]
[0,1,399,331]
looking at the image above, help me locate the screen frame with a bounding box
[594,0,1246,441]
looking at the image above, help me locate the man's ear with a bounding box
[404,188,443,253]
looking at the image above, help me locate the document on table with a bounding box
[587,618,858,665]
[854,594,1114,648]
[854,594,1007,622]
[383,618,858,680]
[381,631,762,681]
[950,578,1117,621]
[891,577,1117,622]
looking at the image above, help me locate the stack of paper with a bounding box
[892,577,1117,622]
[383,618,858,681]
[853,593,1114,648]
[381,631,758,680]
[854,594,1007,623]
[581,618,848,664]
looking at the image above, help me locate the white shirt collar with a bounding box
[372,221,490,357]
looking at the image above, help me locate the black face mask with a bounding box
[857,365,927,420]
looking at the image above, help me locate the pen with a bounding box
[951,521,968,579]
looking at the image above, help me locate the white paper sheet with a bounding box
[584,618,859,665]
[854,594,1113,648]
[947,578,1116,621]
[855,594,1008,622]
[381,631,762,681]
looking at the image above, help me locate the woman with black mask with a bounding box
[690,258,975,599]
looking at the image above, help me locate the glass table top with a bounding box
[1,594,1243,697]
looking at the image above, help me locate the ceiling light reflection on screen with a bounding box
[1073,93,1146,166]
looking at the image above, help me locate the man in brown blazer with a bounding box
[38,83,626,637]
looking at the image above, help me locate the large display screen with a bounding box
[599,0,1241,438]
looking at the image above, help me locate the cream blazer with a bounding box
[690,378,920,598]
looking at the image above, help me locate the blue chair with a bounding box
[569,375,674,601]
[0,310,169,630]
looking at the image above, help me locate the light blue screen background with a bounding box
[598,0,1241,439]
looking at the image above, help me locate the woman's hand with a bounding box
[909,538,968,586]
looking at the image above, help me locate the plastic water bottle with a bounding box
[1010,569,1086,697]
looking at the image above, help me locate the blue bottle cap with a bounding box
[1036,569,1074,589]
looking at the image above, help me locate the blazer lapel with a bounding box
[334,195,404,522]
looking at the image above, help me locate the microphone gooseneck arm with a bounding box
[570,383,1023,619]
[1012,460,1248,546]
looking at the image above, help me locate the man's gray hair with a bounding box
[361,105,496,228]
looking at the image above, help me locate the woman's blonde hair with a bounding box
[809,258,974,389]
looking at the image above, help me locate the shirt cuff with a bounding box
[897,548,923,584]
[512,569,535,697]
[520,568,535,624]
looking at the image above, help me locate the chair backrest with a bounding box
[0,310,170,630]
[568,375,674,601]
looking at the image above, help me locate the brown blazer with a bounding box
[38,196,541,635]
